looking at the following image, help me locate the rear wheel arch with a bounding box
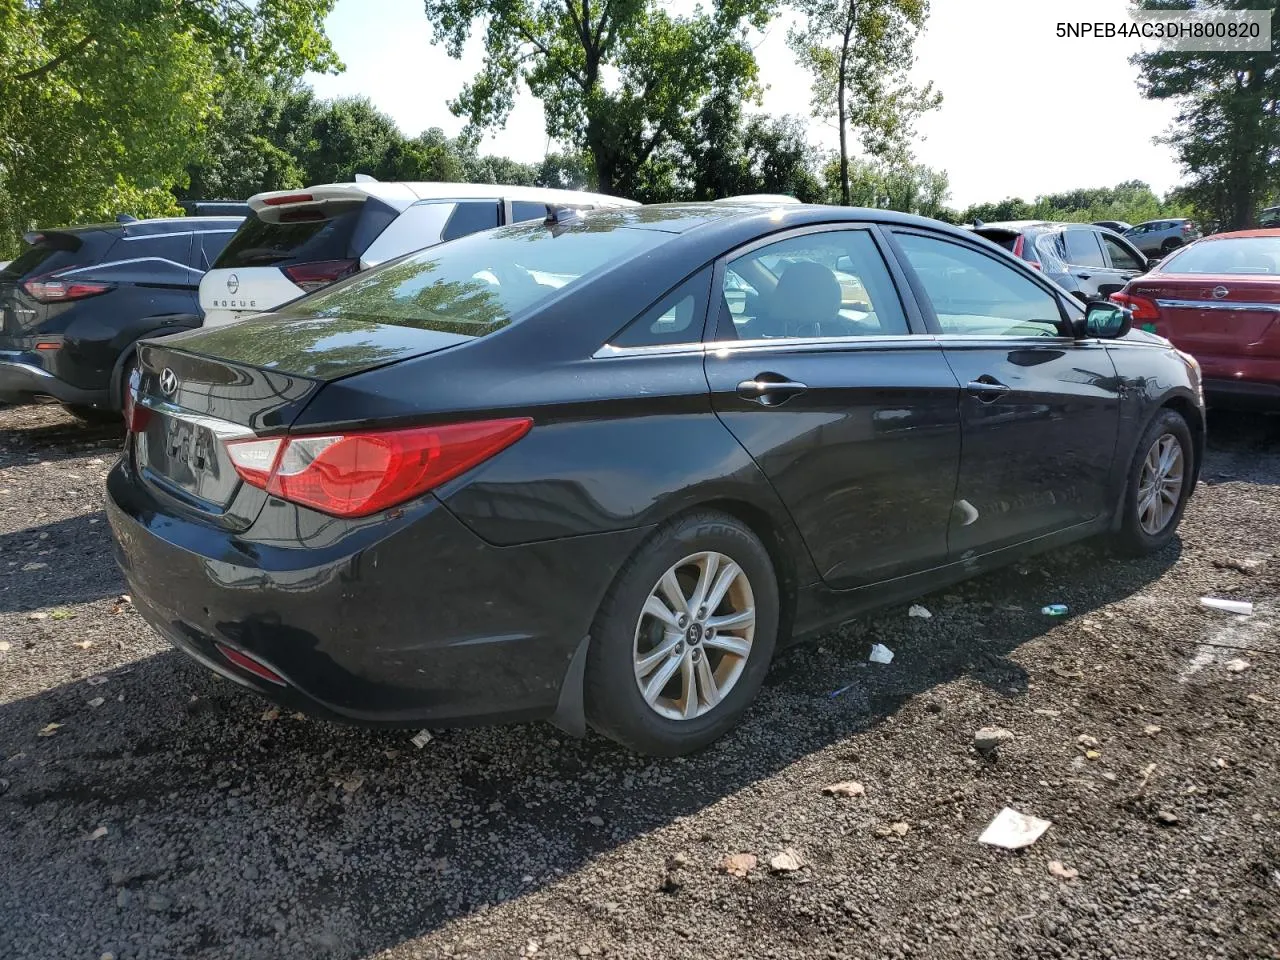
[108,318,200,410]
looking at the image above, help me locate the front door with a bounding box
[887,229,1123,558]
[1097,230,1149,297]
[703,226,962,589]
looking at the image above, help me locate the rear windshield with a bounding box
[976,230,1019,252]
[214,207,362,269]
[0,236,98,280]
[1161,237,1280,275]
[275,217,666,336]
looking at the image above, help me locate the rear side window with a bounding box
[441,201,501,242]
[215,206,363,268]
[611,268,712,348]
[276,217,666,337]
[197,231,237,270]
[114,233,190,265]
[511,201,550,224]
[1062,229,1106,268]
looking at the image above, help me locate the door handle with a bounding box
[1075,272,1092,280]
[965,378,1010,403]
[737,372,808,406]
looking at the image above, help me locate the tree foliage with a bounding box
[957,180,1191,226]
[788,0,940,205]
[0,0,340,256]
[1132,0,1280,230]
[422,0,773,196]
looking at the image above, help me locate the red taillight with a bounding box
[1009,234,1042,269]
[262,193,314,206]
[282,259,359,293]
[22,278,112,302]
[215,644,287,685]
[1111,292,1161,321]
[225,419,533,518]
[123,368,150,433]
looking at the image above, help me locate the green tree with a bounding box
[788,0,941,205]
[1132,0,1280,230]
[0,0,339,255]
[297,96,401,185]
[824,155,950,217]
[422,0,773,197]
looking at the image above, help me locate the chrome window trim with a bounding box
[594,334,940,359]
[137,396,256,439]
[1154,298,1280,313]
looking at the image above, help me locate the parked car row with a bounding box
[1,180,636,420]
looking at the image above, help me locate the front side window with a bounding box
[895,232,1064,338]
[713,229,908,341]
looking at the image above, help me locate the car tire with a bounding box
[1113,409,1195,556]
[1161,238,1182,254]
[584,511,780,756]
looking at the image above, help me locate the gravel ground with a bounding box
[1,403,1277,960]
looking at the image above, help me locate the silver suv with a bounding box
[1125,218,1201,257]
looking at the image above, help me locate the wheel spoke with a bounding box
[680,653,698,719]
[658,569,689,617]
[642,650,683,704]
[702,560,741,616]
[688,552,719,614]
[642,594,681,630]
[635,634,682,679]
[706,608,754,631]
[695,655,720,708]
[703,632,752,658]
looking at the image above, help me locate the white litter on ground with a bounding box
[1200,597,1253,616]
[978,807,1052,850]
[868,643,895,664]
[908,604,932,619]
[411,729,434,749]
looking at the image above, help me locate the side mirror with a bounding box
[1084,301,1132,339]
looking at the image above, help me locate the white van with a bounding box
[199,180,638,327]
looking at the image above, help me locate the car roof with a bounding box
[1196,228,1280,241]
[249,181,639,214]
[29,216,243,239]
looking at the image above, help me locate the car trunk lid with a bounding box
[131,315,472,516]
[1130,275,1280,353]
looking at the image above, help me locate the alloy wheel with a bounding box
[1137,433,1185,535]
[632,551,755,721]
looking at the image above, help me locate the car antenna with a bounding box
[544,204,584,233]
[972,218,984,229]
[354,173,378,183]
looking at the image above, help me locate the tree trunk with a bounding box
[837,5,856,207]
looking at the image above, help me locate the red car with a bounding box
[1113,229,1280,406]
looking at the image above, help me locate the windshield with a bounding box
[275,217,667,337]
[1161,237,1280,275]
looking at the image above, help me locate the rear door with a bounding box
[887,228,1122,556]
[702,224,962,589]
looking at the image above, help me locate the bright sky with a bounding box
[304,0,1185,208]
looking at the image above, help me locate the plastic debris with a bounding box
[1048,860,1079,880]
[828,683,855,699]
[88,826,108,840]
[1225,658,1251,673]
[410,729,433,749]
[868,643,894,664]
[908,604,932,619]
[1041,604,1069,616]
[1200,597,1253,616]
[769,848,804,872]
[978,807,1052,849]
[37,722,62,737]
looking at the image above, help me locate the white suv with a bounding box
[199,180,637,327]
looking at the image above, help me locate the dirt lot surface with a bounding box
[1,403,1277,960]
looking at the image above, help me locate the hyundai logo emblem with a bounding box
[1212,285,1229,299]
[226,274,239,294]
[159,368,178,397]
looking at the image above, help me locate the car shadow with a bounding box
[1204,409,1280,486]
[0,411,124,465]
[0,536,1180,959]
[0,513,125,613]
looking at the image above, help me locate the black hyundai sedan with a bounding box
[107,203,1205,756]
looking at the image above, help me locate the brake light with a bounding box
[224,419,533,518]
[262,193,314,206]
[1110,292,1161,321]
[22,278,112,302]
[122,368,150,433]
[283,259,359,293]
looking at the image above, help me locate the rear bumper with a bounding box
[105,458,647,728]
[0,352,109,407]
[1203,376,1280,408]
